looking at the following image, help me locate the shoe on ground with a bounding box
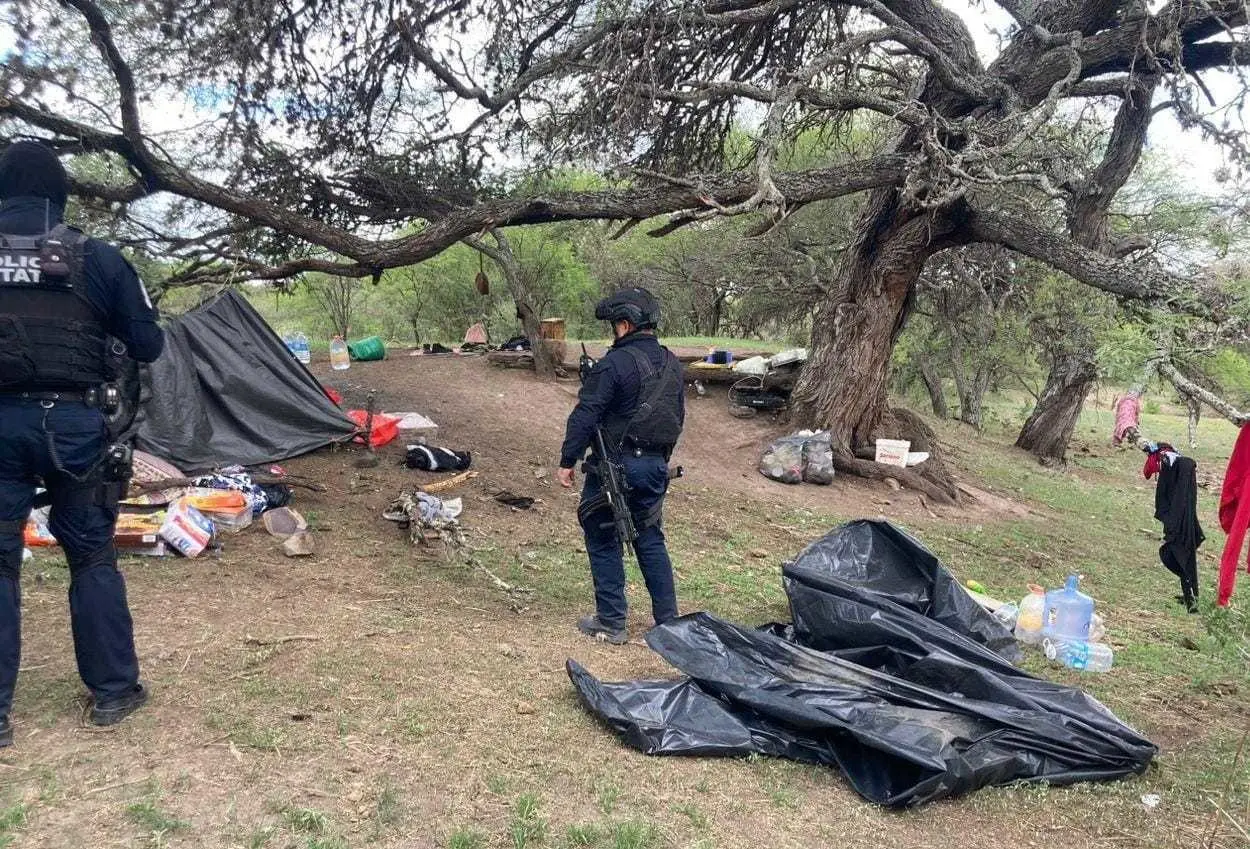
[577,615,627,645]
[0,716,11,748]
[90,682,148,727]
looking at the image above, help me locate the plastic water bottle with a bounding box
[1043,575,1095,643]
[1014,585,1046,645]
[330,336,350,370]
[293,332,311,364]
[1043,637,1114,672]
[992,602,1020,630]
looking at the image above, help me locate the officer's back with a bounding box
[0,140,164,741]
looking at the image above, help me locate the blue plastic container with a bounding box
[1042,575,1094,643]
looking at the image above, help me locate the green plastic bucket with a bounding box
[347,336,386,361]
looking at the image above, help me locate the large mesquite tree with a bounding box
[4,0,1249,498]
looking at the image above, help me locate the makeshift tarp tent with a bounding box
[130,289,357,470]
[569,520,1156,808]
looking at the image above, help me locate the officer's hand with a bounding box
[557,467,576,488]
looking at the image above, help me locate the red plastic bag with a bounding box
[324,387,343,405]
[347,410,400,447]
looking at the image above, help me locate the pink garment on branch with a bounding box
[1113,393,1141,445]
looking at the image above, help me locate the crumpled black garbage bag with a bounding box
[567,520,1156,808]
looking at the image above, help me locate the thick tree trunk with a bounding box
[918,357,949,419]
[1015,350,1098,464]
[1016,75,1160,462]
[790,194,967,503]
[960,365,990,429]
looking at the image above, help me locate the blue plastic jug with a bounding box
[1042,575,1094,643]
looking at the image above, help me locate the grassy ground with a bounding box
[0,358,1246,848]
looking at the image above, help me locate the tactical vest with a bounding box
[607,345,685,454]
[0,225,110,390]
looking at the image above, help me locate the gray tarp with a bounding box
[132,290,356,470]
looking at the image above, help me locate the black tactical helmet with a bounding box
[0,140,69,208]
[595,287,661,329]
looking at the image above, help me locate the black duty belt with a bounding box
[0,387,109,408]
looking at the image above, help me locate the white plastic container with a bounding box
[874,439,910,468]
[330,336,350,370]
[1014,584,1046,645]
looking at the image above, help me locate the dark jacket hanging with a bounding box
[1155,455,1204,608]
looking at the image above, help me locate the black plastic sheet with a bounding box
[131,290,356,470]
[568,520,1156,807]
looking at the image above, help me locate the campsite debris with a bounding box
[134,473,324,495]
[1141,793,1162,810]
[383,491,465,554]
[347,335,386,361]
[568,520,1155,807]
[354,393,381,469]
[874,438,910,467]
[160,499,215,558]
[759,431,833,485]
[330,335,351,370]
[262,507,308,539]
[282,530,316,557]
[405,444,472,471]
[494,491,535,510]
[421,471,479,494]
[348,409,400,447]
[392,412,438,433]
[1044,637,1114,672]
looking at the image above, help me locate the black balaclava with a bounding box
[0,140,69,208]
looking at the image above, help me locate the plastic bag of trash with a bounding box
[802,431,834,484]
[759,435,806,484]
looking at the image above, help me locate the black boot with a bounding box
[90,682,148,727]
[577,615,627,645]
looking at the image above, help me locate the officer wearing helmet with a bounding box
[558,287,685,644]
[0,140,164,744]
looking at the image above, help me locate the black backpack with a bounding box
[618,346,684,450]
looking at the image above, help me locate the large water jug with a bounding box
[1042,575,1094,643]
[292,332,311,364]
[329,336,350,371]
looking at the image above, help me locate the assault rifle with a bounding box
[576,344,637,548]
[575,343,683,552]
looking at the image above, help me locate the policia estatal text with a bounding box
[558,288,684,645]
[0,141,164,744]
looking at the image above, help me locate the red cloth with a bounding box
[1143,443,1174,480]
[347,410,400,447]
[1217,424,1250,606]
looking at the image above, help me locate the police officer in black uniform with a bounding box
[558,288,685,644]
[0,140,164,744]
